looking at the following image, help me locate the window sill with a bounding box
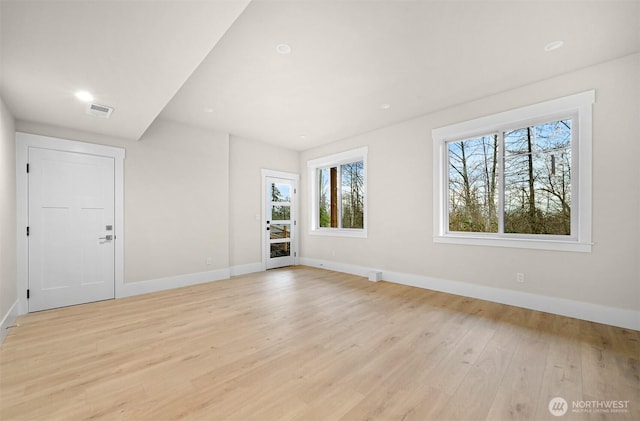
[310,228,368,239]
[434,234,592,253]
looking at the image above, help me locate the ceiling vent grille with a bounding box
[86,103,114,118]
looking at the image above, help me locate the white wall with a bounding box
[16,118,230,284]
[299,54,640,320]
[229,136,299,269]
[0,95,17,335]
[122,120,230,282]
[14,121,301,289]
[7,54,639,329]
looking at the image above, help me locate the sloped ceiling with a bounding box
[0,0,250,140]
[2,1,639,149]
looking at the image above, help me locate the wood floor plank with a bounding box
[485,334,550,421]
[532,315,585,421]
[432,339,512,421]
[1,266,637,421]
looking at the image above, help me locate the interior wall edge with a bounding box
[0,300,19,347]
[0,95,17,334]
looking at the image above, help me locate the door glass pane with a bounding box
[270,224,291,239]
[270,242,290,258]
[271,183,291,202]
[271,205,290,221]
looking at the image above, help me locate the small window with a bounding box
[308,147,368,237]
[433,91,594,252]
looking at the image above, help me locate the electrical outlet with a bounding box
[206,257,213,265]
[516,272,525,283]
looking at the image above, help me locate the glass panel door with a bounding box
[266,177,296,269]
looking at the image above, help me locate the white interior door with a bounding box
[265,176,297,269]
[28,147,116,311]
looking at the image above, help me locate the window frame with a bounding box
[308,146,368,238]
[432,91,594,252]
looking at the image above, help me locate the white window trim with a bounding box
[307,146,368,238]
[432,90,594,252]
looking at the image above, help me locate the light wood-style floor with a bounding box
[1,266,638,421]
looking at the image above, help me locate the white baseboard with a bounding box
[299,257,640,331]
[116,268,231,298]
[230,262,264,277]
[0,300,19,347]
[299,257,375,278]
[14,267,239,315]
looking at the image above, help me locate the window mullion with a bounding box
[315,168,320,230]
[444,146,451,234]
[498,131,505,235]
[337,165,342,229]
[570,114,579,238]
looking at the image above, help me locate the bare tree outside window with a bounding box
[341,161,364,229]
[318,168,331,227]
[317,160,364,229]
[504,120,571,235]
[448,135,498,233]
[447,119,571,236]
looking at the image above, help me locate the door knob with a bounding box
[99,235,113,241]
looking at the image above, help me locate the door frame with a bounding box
[16,132,125,314]
[261,169,299,270]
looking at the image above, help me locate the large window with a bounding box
[308,147,367,237]
[433,91,594,252]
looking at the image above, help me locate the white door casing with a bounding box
[16,132,125,314]
[261,170,299,270]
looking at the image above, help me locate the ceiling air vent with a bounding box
[86,103,114,118]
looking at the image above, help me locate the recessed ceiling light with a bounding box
[203,107,214,113]
[276,43,292,55]
[75,90,94,102]
[299,135,306,140]
[544,40,564,52]
[380,103,391,110]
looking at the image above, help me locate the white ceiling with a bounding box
[2,1,639,150]
[0,0,250,140]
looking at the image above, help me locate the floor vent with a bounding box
[86,103,114,118]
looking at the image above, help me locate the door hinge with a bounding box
[294,220,297,226]
[294,252,297,257]
[26,226,29,236]
[294,188,297,194]
[26,163,30,173]
[27,289,30,299]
